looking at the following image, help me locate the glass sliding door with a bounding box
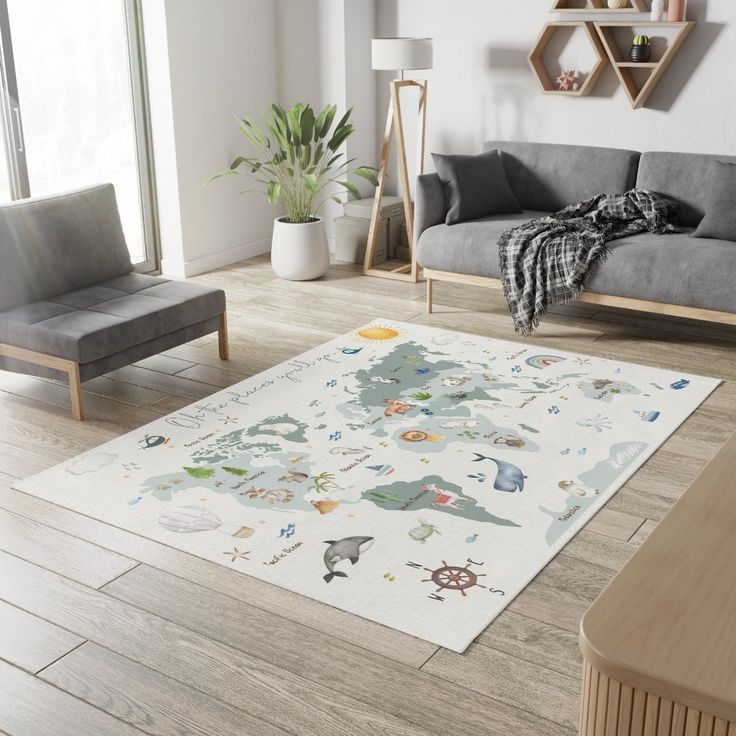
[0,0,158,270]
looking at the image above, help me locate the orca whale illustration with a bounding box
[322,536,374,582]
[472,454,527,493]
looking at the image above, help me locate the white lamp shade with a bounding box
[371,37,433,72]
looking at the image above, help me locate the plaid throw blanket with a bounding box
[497,189,680,335]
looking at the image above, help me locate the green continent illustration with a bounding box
[363,475,520,527]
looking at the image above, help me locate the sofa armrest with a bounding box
[415,173,446,244]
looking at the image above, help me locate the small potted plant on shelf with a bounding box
[630,35,652,63]
[208,103,378,281]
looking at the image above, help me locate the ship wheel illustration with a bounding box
[423,560,487,597]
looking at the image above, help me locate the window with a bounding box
[0,0,159,270]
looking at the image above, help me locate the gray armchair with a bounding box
[0,184,228,420]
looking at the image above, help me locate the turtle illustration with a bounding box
[408,519,441,544]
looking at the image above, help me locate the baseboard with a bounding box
[161,237,272,278]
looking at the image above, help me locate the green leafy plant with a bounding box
[183,466,216,480]
[309,471,342,494]
[222,466,250,477]
[411,391,432,401]
[207,102,378,224]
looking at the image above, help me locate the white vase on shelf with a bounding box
[650,0,665,21]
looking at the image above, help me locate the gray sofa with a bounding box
[0,184,228,420]
[417,141,736,323]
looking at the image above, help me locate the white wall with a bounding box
[376,0,736,185]
[148,0,378,274]
[146,0,733,276]
[144,0,279,277]
[276,0,377,246]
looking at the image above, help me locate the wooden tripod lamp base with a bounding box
[364,37,432,283]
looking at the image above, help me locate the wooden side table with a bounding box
[579,432,736,736]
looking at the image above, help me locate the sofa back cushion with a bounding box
[0,183,133,312]
[480,141,640,212]
[637,152,736,228]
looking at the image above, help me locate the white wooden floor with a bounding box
[0,255,734,736]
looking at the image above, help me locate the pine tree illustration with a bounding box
[222,466,250,477]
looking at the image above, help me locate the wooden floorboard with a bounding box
[40,641,290,736]
[0,255,731,736]
[475,610,582,679]
[0,551,560,736]
[0,372,165,429]
[0,600,84,674]
[100,564,568,736]
[0,657,142,736]
[0,483,436,668]
[422,643,582,730]
[0,506,137,588]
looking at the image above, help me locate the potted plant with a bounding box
[630,35,652,63]
[208,103,378,281]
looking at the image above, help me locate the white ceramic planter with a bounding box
[271,216,330,281]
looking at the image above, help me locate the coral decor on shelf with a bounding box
[556,69,581,92]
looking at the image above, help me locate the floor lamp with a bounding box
[363,37,433,282]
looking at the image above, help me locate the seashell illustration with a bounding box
[232,526,255,539]
[312,500,339,515]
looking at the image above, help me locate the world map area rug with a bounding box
[15,320,719,652]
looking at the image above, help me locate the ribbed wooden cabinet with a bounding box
[577,431,736,736]
[580,663,736,736]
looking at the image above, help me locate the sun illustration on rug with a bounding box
[357,325,400,341]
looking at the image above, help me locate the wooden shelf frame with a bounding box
[552,0,648,12]
[363,78,426,283]
[528,21,608,97]
[595,21,696,108]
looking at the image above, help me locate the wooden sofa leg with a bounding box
[218,312,229,361]
[68,362,84,421]
[427,278,433,314]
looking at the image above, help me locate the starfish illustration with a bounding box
[555,69,580,92]
[220,416,238,425]
[223,547,250,562]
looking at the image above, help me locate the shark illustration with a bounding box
[472,454,527,493]
[322,536,374,582]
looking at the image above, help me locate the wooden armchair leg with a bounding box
[218,312,229,361]
[427,278,433,314]
[68,362,84,421]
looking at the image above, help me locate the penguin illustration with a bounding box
[139,434,171,449]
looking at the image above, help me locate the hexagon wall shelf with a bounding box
[552,0,647,12]
[528,21,607,97]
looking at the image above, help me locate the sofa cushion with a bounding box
[480,141,640,213]
[432,150,521,225]
[637,152,736,228]
[586,231,736,313]
[417,211,548,278]
[419,214,736,314]
[0,275,225,364]
[0,183,134,312]
[690,160,736,242]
